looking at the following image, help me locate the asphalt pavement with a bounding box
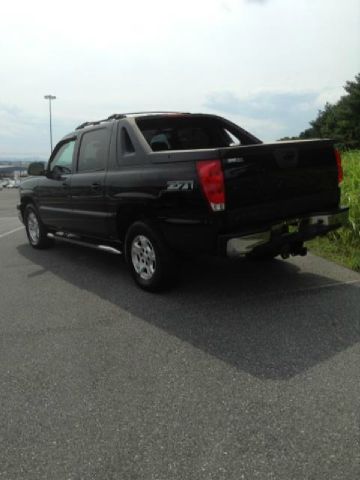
[0,189,359,479]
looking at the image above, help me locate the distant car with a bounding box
[6,181,16,188]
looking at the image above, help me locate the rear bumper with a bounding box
[221,207,349,258]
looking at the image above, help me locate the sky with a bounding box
[0,0,359,158]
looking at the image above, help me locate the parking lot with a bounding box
[1,189,359,479]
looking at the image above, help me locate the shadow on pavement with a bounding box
[17,242,360,380]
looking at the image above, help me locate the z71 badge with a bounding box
[166,181,194,191]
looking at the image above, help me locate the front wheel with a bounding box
[125,221,176,292]
[24,204,53,249]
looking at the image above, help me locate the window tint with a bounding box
[50,140,75,174]
[136,117,244,151]
[78,129,109,172]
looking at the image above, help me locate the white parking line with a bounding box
[0,226,24,239]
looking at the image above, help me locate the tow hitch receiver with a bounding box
[224,208,348,258]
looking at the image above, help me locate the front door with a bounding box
[37,138,76,230]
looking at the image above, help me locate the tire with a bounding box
[125,221,176,292]
[24,204,53,249]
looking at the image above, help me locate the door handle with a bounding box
[62,181,69,187]
[91,182,101,191]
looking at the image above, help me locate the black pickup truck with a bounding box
[19,111,348,291]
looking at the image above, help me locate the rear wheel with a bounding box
[24,204,53,249]
[125,221,176,292]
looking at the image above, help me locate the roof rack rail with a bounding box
[75,121,93,130]
[75,111,190,130]
[107,114,126,120]
[75,116,118,131]
[109,111,190,117]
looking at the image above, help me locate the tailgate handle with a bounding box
[274,149,298,168]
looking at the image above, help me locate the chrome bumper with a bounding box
[226,208,349,258]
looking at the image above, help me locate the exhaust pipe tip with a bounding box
[289,245,308,257]
[281,244,307,259]
[281,244,290,259]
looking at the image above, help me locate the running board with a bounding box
[47,233,122,255]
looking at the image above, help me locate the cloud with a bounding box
[221,0,269,12]
[0,103,22,116]
[220,2,232,13]
[0,103,79,157]
[204,89,321,139]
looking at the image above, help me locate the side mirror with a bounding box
[28,162,46,176]
[50,165,65,179]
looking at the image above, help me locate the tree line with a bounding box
[280,73,360,148]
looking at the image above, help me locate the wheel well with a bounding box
[20,196,35,217]
[116,207,155,242]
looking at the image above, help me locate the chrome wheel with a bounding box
[27,212,40,244]
[131,234,156,281]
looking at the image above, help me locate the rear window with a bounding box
[136,116,253,151]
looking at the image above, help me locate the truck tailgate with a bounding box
[219,139,340,228]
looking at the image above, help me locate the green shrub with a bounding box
[309,149,360,271]
[328,150,360,243]
[341,149,360,242]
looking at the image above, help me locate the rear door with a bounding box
[69,126,112,237]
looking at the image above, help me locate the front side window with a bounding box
[77,129,109,172]
[49,140,75,174]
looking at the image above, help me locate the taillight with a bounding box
[335,149,343,183]
[196,160,225,211]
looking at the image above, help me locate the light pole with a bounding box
[44,94,56,153]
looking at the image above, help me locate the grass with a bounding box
[308,149,360,271]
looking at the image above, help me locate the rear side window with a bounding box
[224,129,241,146]
[120,128,135,154]
[77,128,109,172]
